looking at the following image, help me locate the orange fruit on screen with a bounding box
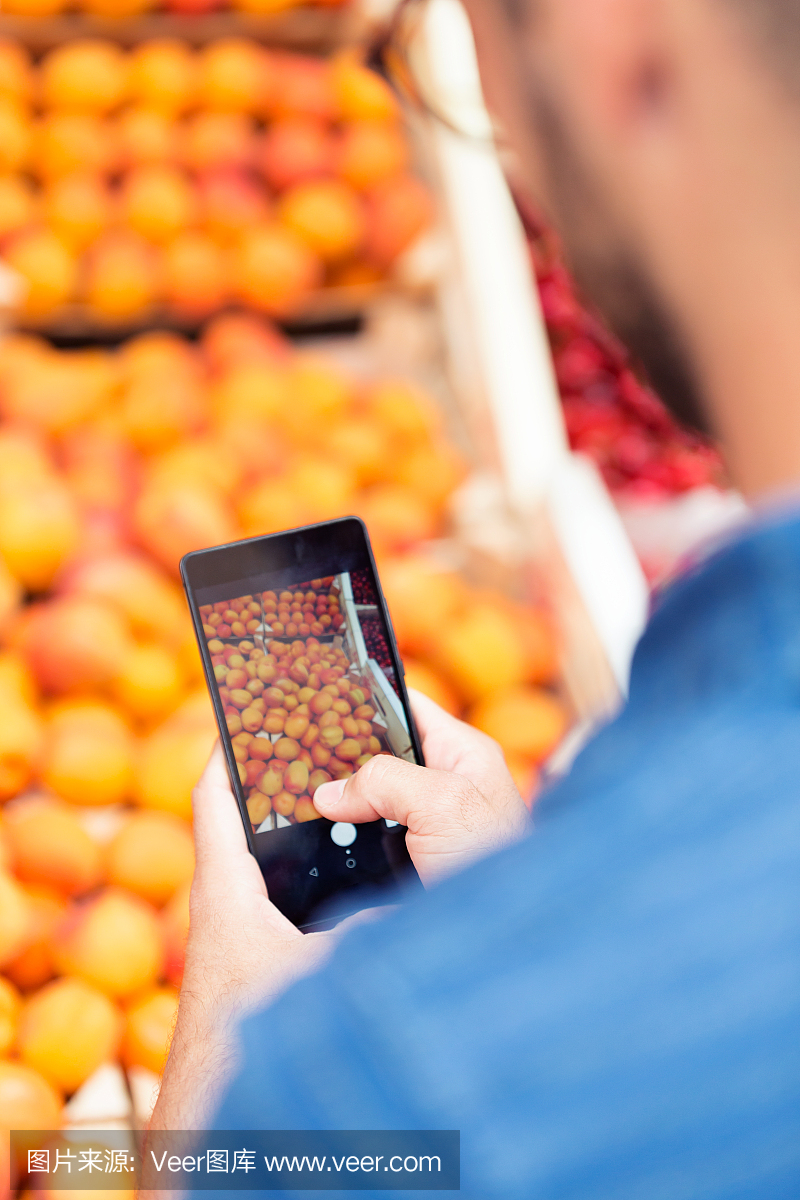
[279,179,364,264]
[4,884,67,991]
[42,701,134,807]
[0,872,31,968]
[18,976,121,1093]
[0,40,33,105]
[163,231,229,317]
[198,167,269,244]
[107,810,194,906]
[470,685,568,764]
[364,175,434,268]
[122,985,178,1074]
[434,602,528,704]
[53,887,163,1001]
[233,223,321,316]
[331,53,398,122]
[84,233,160,321]
[336,121,408,190]
[0,478,81,590]
[0,174,36,238]
[259,117,334,191]
[129,39,197,116]
[3,796,103,896]
[198,38,269,113]
[116,106,178,166]
[120,165,197,244]
[0,100,31,173]
[0,978,20,1057]
[113,643,185,724]
[42,173,111,251]
[33,113,117,180]
[402,661,460,715]
[0,1060,61,1133]
[5,230,77,317]
[19,597,133,694]
[183,110,256,172]
[40,41,129,116]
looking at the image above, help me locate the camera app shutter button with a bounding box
[330,822,357,847]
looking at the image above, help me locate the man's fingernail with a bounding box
[313,779,346,808]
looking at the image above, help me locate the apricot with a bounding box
[279,179,364,264]
[5,884,67,991]
[0,977,20,1057]
[0,99,30,172]
[198,38,268,112]
[183,110,256,172]
[433,602,529,704]
[337,121,408,190]
[161,878,189,986]
[271,53,336,121]
[209,360,289,423]
[198,166,269,244]
[331,52,398,122]
[310,741,331,768]
[378,555,466,654]
[0,1060,61,1134]
[42,702,134,808]
[113,643,184,724]
[0,694,43,801]
[0,871,31,968]
[320,725,343,748]
[129,40,196,115]
[134,479,236,576]
[403,661,460,715]
[233,223,322,316]
[364,174,434,268]
[259,117,333,191]
[273,736,299,762]
[62,551,186,646]
[18,976,121,1093]
[249,737,274,762]
[4,796,103,896]
[247,792,271,826]
[33,112,116,180]
[161,230,227,316]
[43,172,111,252]
[40,40,129,115]
[107,811,193,907]
[0,173,36,239]
[283,760,308,795]
[469,685,568,764]
[121,164,197,245]
[272,790,295,817]
[122,986,178,1075]
[136,709,215,821]
[54,887,163,1000]
[335,738,361,763]
[309,691,333,715]
[0,40,33,106]
[84,232,160,321]
[20,597,132,695]
[284,714,309,740]
[294,796,320,822]
[257,766,283,797]
[329,758,353,781]
[5,228,76,316]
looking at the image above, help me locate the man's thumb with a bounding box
[313,755,425,827]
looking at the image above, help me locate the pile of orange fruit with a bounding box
[0,310,567,1149]
[3,0,345,16]
[0,36,433,322]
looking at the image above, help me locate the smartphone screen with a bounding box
[181,518,423,930]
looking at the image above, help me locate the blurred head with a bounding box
[462,0,800,496]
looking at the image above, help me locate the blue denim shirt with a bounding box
[203,513,800,1198]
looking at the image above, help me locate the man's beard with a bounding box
[529,85,712,436]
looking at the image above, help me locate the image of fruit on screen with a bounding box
[200,569,416,835]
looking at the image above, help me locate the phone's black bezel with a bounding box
[180,516,425,891]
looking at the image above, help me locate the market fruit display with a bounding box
[1,0,348,16]
[0,38,433,323]
[0,309,566,1140]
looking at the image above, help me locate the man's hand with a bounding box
[314,689,531,886]
[150,689,529,1132]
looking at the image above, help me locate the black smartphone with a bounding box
[181,517,424,931]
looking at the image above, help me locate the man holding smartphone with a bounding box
[153,0,800,1193]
